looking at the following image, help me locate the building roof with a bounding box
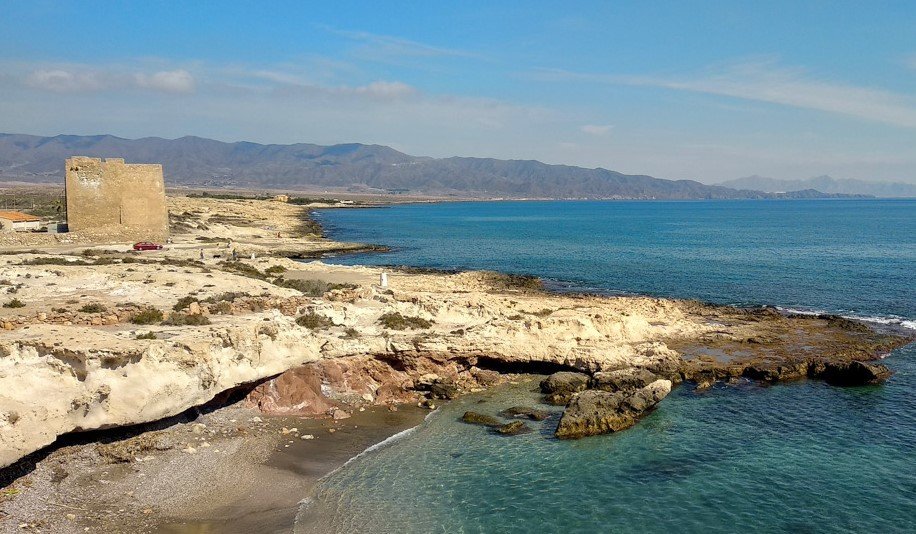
[0,211,41,223]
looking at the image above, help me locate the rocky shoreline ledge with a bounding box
[1,195,913,532]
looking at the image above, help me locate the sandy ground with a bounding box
[1,400,428,534]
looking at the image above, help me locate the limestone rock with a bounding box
[590,368,658,393]
[499,406,550,421]
[555,379,671,439]
[812,360,893,386]
[540,372,590,405]
[429,378,459,400]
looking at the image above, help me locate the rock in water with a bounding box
[540,372,590,405]
[499,406,551,421]
[555,379,672,439]
[461,411,502,427]
[495,421,531,435]
[814,360,893,386]
[590,368,658,393]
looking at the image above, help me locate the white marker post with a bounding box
[380,272,389,288]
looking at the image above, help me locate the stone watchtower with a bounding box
[65,157,169,239]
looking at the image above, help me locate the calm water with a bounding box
[298,200,916,533]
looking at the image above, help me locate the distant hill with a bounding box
[0,133,865,200]
[719,175,916,198]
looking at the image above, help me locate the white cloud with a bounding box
[134,69,196,93]
[580,124,612,135]
[533,60,916,128]
[330,28,476,59]
[26,69,106,92]
[351,80,416,99]
[23,65,195,94]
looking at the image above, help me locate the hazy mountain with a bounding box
[0,133,863,200]
[719,175,916,198]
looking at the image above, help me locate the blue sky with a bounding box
[2,1,915,183]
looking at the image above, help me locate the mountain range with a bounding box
[0,133,868,200]
[718,175,915,198]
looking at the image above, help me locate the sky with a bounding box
[1,1,915,184]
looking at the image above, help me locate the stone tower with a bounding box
[65,157,169,238]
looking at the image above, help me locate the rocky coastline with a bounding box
[1,194,913,533]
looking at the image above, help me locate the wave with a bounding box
[776,307,916,331]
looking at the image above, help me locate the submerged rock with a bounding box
[540,372,590,405]
[590,368,658,393]
[495,421,531,435]
[499,406,551,421]
[555,379,671,439]
[461,411,501,427]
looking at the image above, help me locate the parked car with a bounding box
[133,242,163,251]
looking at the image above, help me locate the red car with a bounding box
[133,242,163,251]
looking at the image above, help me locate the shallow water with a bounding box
[300,199,916,533]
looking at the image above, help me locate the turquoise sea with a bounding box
[298,200,916,533]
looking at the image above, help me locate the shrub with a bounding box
[130,308,164,325]
[265,265,287,275]
[173,296,199,312]
[203,291,247,303]
[274,277,356,296]
[79,303,107,313]
[162,313,211,326]
[220,261,266,280]
[487,272,543,291]
[210,301,232,314]
[343,327,360,339]
[529,308,554,318]
[378,312,432,330]
[3,298,25,309]
[296,311,334,330]
[135,332,157,340]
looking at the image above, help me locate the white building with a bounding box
[0,211,42,232]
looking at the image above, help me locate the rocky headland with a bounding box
[0,194,913,532]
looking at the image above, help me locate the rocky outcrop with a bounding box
[540,372,590,405]
[590,368,658,392]
[810,360,892,386]
[0,311,326,469]
[555,380,672,439]
[2,242,911,469]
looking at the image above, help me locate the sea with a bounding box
[296,199,916,533]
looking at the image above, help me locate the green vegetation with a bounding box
[488,272,543,291]
[220,261,267,280]
[130,308,164,325]
[173,296,199,311]
[296,311,334,330]
[274,277,356,296]
[3,298,25,309]
[264,265,287,275]
[209,301,232,314]
[202,291,247,303]
[378,312,432,330]
[162,313,211,326]
[186,192,270,201]
[135,332,157,340]
[78,303,107,313]
[343,327,360,339]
